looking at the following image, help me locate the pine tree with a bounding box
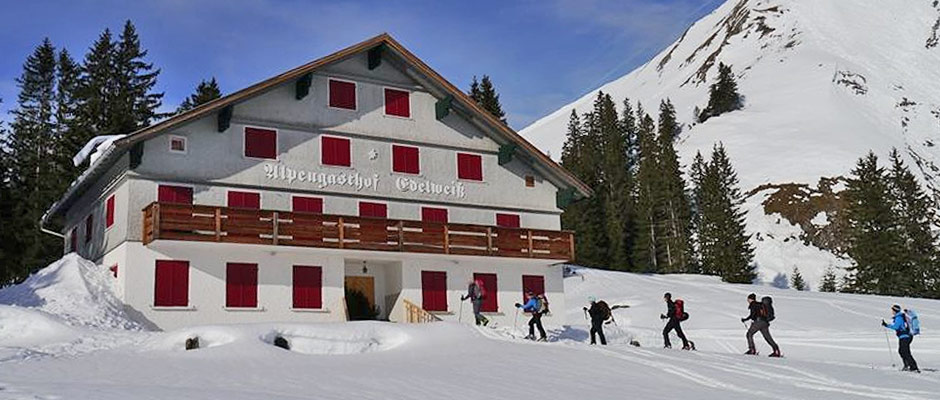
[697,143,755,283]
[689,152,707,273]
[112,20,164,133]
[468,75,506,124]
[656,100,693,273]
[53,49,81,181]
[2,38,63,283]
[843,152,905,295]
[177,77,222,113]
[632,105,661,272]
[790,267,807,291]
[886,149,939,298]
[74,28,117,146]
[592,93,633,270]
[819,267,839,292]
[560,109,608,267]
[700,63,742,122]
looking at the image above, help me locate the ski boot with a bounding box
[744,348,758,355]
[524,334,536,341]
[537,337,548,342]
[768,350,783,358]
[664,344,672,349]
[682,341,695,351]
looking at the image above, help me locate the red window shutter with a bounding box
[474,273,498,312]
[85,214,94,244]
[421,207,448,224]
[158,185,193,205]
[392,145,419,174]
[292,196,323,214]
[155,260,189,307]
[496,213,521,228]
[228,191,261,209]
[457,153,483,181]
[69,228,77,253]
[293,266,322,309]
[384,88,410,117]
[244,127,277,159]
[321,136,351,167]
[329,79,356,110]
[522,275,545,302]
[359,202,387,218]
[226,263,258,308]
[421,271,447,312]
[105,195,115,228]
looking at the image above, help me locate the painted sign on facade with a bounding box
[264,164,380,192]
[395,177,466,199]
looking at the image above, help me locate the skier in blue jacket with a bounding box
[515,291,547,341]
[882,304,919,372]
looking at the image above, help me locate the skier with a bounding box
[515,291,547,341]
[882,304,919,372]
[741,293,781,357]
[660,292,692,350]
[460,279,489,326]
[583,296,610,345]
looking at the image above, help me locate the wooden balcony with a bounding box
[142,202,575,260]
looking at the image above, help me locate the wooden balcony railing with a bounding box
[142,202,575,260]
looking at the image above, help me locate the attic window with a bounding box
[384,88,410,117]
[329,79,357,110]
[525,175,535,187]
[169,135,187,153]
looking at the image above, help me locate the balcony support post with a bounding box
[214,208,221,241]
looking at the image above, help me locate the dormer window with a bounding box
[329,79,357,110]
[169,135,187,153]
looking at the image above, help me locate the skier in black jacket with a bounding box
[741,293,781,357]
[583,297,609,345]
[660,292,691,350]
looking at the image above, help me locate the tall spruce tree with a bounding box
[700,63,742,122]
[697,144,755,283]
[3,39,63,283]
[468,75,506,124]
[886,149,939,298]
[689,152,707,273]
[632,105,662,272]
[177,77,222,113]
[74,28,117,151]
[843,152,905,295]
[819,267,839,292]
[790,267,807,291]
[53,49,81,181]
[593,93,633,270]
[559,109,608,267]
[113,20,164,133]
[656,100,693,273]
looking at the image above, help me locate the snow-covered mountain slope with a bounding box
[1,257,938,399]
[521,0,940,287]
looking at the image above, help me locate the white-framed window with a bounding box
[168,135,187,154]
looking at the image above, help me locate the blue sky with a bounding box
[0,0,722,130]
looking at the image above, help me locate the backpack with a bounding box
[675,299,690,322]
[905,309,920,336]
[761,296,775,322]
[475,280,486,300]
[596,301,611,320]
[537,294,550,314]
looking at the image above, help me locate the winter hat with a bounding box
[747,293,757,301]
[892,304,902,312]
[664,292,672,299]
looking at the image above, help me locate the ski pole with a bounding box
[458,298,464,324]
[883,328,896,368]
[513,307,520,333]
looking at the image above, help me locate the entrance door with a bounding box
[345,276,377,320]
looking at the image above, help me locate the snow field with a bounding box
[0,257,938,399]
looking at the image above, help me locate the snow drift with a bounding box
[521,0,940,287]
[0,253,141,330]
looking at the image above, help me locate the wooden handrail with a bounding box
[141,202,575,260]
[402,299,441,323]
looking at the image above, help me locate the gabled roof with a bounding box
[44,33,591,224]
